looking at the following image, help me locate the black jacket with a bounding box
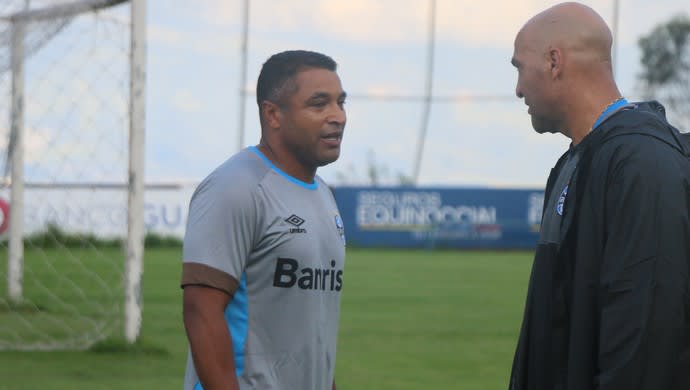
[509,101,690,390]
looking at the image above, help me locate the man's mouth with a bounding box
[322,131,343,145]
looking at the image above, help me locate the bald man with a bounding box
[509,3,690,390]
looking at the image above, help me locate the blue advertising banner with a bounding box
[332,187,545,249]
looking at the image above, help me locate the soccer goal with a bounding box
[0,0,145,350]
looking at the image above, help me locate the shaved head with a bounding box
[518,2,613,70]
[512,2,622,143]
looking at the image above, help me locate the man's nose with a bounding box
[329,104,346,124]
[515,84,523,99]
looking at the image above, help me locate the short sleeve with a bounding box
[180,171,258,296]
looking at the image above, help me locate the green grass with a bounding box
[0,248,533,389]
[0,247,125,349]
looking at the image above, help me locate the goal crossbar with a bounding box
[2,0,128,22]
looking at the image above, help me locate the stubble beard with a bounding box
[531,115,560,135]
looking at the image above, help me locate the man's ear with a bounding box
[261,100,282,129]
[549,47,563,79]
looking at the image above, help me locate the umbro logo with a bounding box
[285,214,307,233]
[285,214,305,227]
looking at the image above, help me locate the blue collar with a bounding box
[249,146,318,190]
[592,98,629,130]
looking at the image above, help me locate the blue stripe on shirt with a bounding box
[194,273,249,389]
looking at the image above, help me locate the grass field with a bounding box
[0,247,533,389]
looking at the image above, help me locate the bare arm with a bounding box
[183,285,239,390]
[332,380,337,390]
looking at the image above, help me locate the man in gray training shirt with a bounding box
[181,50,347,390]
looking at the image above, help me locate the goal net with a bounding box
[0,0,144,350]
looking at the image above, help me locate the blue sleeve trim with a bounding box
[226,273,249,377]
[193,273,249,390]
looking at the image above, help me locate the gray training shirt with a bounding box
[181,146,346,390]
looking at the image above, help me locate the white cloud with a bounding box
[191,0,690,50]
[148,24,183,46]
[196,0,658,46]
[364,84,410,97]
[170,90,203,113]
[145,0,690,187]
[149,22,237,58]
[24,126,51,164]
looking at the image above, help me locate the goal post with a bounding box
[125,0,146,344]
[0,0,146,350]
[8,9,25,303]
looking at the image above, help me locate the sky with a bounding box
[2,0,690,188]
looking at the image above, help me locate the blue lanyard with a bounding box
[592,98,629,130]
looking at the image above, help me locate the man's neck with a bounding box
[564,90,622,146]
[257,142,316,183]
